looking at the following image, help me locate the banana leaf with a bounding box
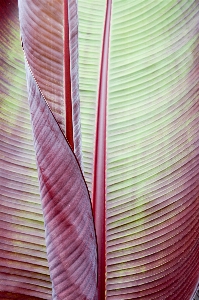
[0,0,199,299]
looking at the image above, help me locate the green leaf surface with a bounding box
[78,0,199,298]
[78,0,106,193]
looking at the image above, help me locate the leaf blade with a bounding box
[25,61,98,300]
[0,1,52,298]
[78,0,199,298]
[106,0,199,298]
[18,0,82,164]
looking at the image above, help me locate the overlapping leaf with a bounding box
[18,0,82,163]
[17,0,98,299]
[24,61,97,299]
[1,0,199,299]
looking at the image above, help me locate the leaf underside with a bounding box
[25,61,98,299]
[17,0,98,298]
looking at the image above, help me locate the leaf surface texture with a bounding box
[78,0,199,298]
[24,60,97,299]
[0,1,52,299]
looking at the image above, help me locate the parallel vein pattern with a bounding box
[18,0,82,165]
[106,0,199,299]
[78,0,106,192]
[0,1,51,299]
[68,0,82,165]
[18,0,65,134]
[25,62,97,300]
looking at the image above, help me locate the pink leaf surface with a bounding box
[18,0,82,165]
[0,0,52,298]
[25,61,97,299]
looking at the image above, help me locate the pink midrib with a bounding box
[64,0,74,150]
[92,1,112,299]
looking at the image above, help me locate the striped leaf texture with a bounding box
[78,0,199,299]
[78,1,106,193]
[18,0,82,164]
[24,62,97,299]
[0,0,52,299]
[193,284,199,300]
[17,0,98,299]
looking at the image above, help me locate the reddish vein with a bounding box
[92,1,112,299]
[64,0,74,149]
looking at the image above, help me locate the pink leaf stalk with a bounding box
[64,0,74,150]
[92,1,112,299]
